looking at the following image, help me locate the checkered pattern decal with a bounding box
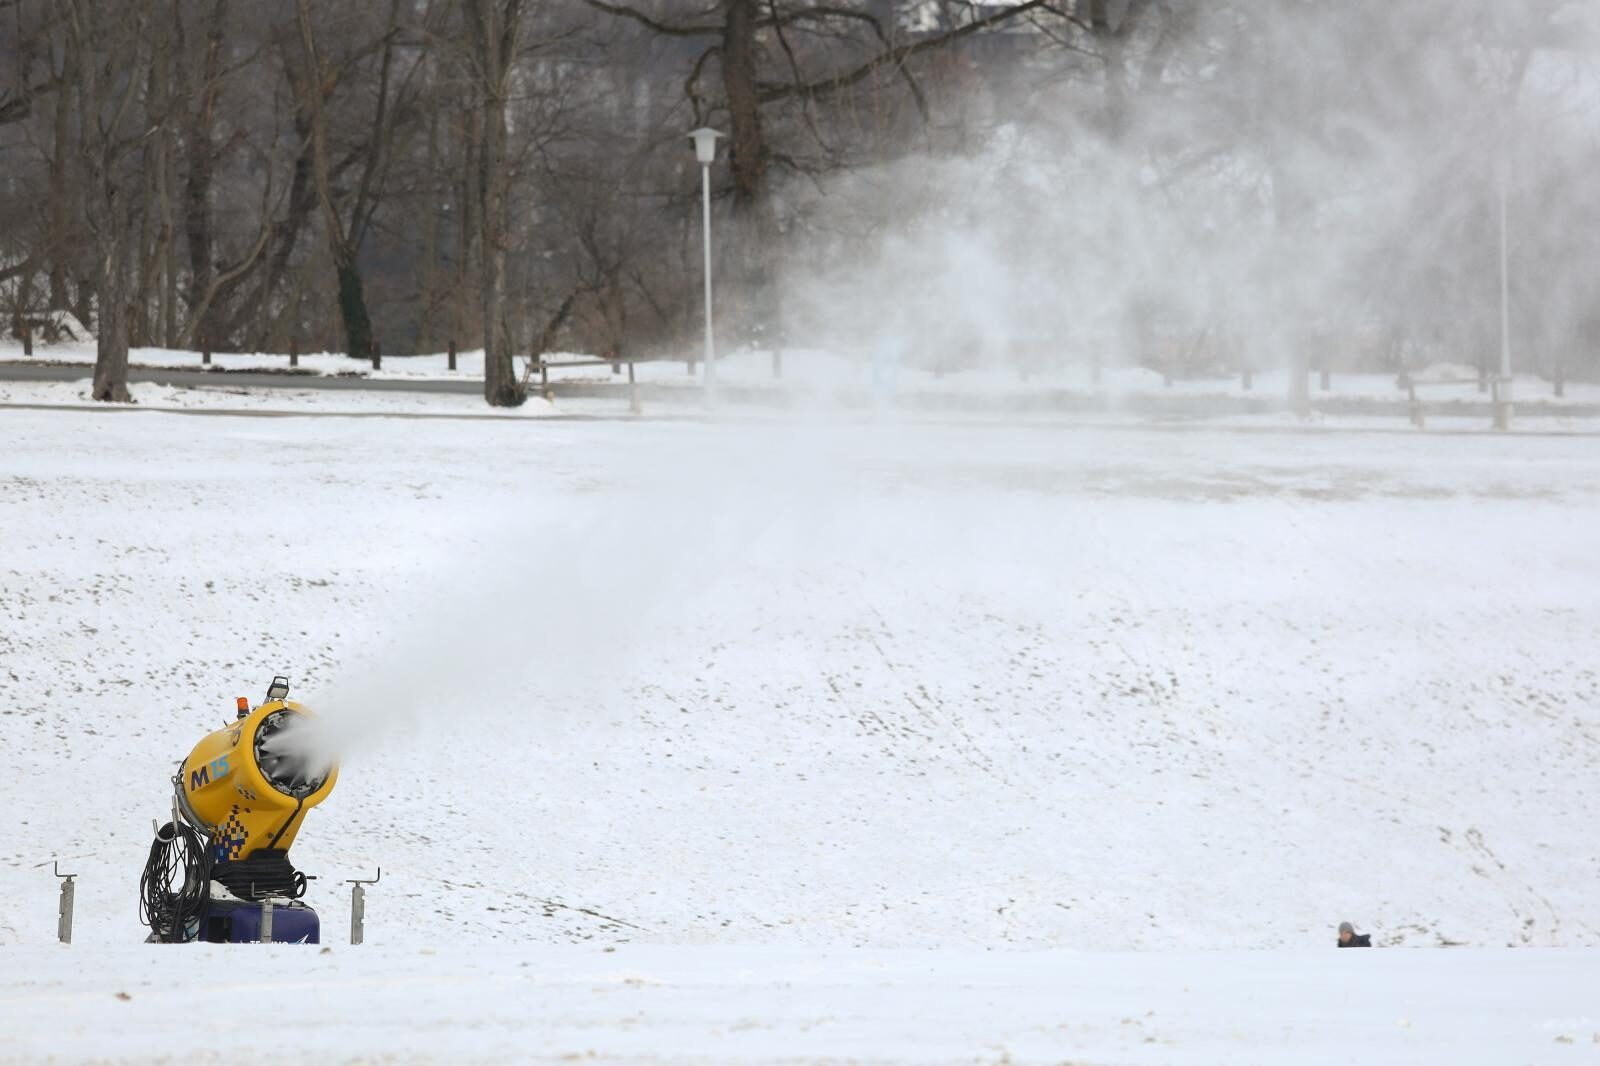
[214,805,251,861]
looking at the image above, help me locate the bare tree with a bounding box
[295,0,432,359]
[465,0,529,406]
[63,0,161,402]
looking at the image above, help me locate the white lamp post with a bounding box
[689,127,723,407]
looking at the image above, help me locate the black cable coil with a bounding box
[139,820,212,943]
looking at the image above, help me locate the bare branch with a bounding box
[578,0,721,37]
[0,75,66,127]
[758,0,1059,105]
[685,43,721,126]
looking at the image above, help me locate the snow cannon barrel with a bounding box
[176,697,337,863]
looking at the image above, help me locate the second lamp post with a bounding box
[689,127,723,407]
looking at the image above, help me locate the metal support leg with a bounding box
[54,862,75,944]
[350,884,364,946]
[260,899,274,943]
[347,868,380,946]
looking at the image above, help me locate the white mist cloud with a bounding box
[773,1,1600,382]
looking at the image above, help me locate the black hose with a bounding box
[138,820,212,943]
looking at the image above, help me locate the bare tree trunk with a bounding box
[48,51,73,312]
[133,150,153,346]
[418,107,441,353]
[161,125,180,348]
[133,41,170,347]
[722,0,765,216]
[721,0,777,341]
[66,0,153,403]
[164,0,230,347]
[295,0,382,359]
[453,110,477,351]
[230,105,316,345]
[335,256,375,359]
[469,0,526,407]
[92,235,132,401]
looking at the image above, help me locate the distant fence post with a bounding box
[21,321,32,356]
[1491,377,1510,431]
[1554,365,1565,398]
[54,862,75,944]
[371,338,381,371]
[289,336,299,369]
[628,361,641,415]
[1404,372,1425,428]
[201,335,211,366]
[447,339,457,372]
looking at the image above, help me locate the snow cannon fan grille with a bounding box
[253,709,331,798]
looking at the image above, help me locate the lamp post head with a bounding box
[689,127,724,166]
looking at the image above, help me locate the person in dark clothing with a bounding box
[1337,921,1371,947]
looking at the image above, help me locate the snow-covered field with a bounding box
[2,944,1596,1064]
[2,408,1598,1061]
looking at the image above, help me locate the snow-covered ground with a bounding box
[2,944,1596,1064]
[2,408,1598,1060]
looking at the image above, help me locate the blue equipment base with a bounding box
[199,899,321,944]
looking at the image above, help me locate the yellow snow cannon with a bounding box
[142,675,338,942]
[176,675,338,866]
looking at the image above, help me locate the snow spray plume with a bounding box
[773,1,1600,391]
[288,423,872,764]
